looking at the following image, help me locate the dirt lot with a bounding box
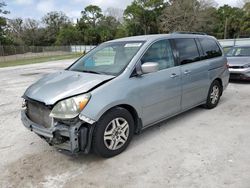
[0,59,250,188]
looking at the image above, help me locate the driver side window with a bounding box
[141,40,175,70]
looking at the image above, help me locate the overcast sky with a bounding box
[5,0,241,21]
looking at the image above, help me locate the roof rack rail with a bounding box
[172,32,207,35]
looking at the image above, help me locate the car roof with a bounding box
[107,33,216,43]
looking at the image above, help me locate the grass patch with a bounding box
[0,53,82,68]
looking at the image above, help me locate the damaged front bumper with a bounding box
[21,110,94,154]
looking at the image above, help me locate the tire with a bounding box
[92,107,134,158]
[204,80,222,109]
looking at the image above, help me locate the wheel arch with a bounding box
[214,78,223,95]
[99,104,142,134]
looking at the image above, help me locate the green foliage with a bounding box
[124,0,166,35]
[98,16,120,42]
[80,5,103,27]
[115,25,128,39]
[241,2,250,37]
[159,0,220,36]
[55,25,81,45]
[215,5,244,38]
[7,18,47,46]
[76,5,122,44]
[42,11,71,45]
[0,1,11,45]
[3,0,250,46]
[76,5,104,44]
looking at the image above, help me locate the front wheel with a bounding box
[204,80,222,109]
[92,107,134,158]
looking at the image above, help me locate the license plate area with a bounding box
[27,100,52,128]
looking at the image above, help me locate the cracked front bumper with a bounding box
[21,110,92,153]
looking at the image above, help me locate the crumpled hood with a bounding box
[24,70,114,105]
[227,57,250,66]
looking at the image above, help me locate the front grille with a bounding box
[27,100,52,128]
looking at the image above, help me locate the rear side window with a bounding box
[199,38,222,59]
[174,38,200,65]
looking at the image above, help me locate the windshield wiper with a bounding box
[81,70,102,74]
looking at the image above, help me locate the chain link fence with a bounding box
[0,45,96,62]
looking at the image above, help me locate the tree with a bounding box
[0,1,11,45]
[124,0,166,35]
[77,5,104,44]
[215,5,244,38]
[98,16,120,42]
[80,5,103,28]
[197,3,218,36]
[7,18,24,45]
[160,0,217,34]
[42,11,70,45]
[4,0,250,46]
[115,25,128,38]
[56,25,81,45]
[7,18,46,46]
[105,7,124,23]
[22,19,41,46]
[240,2,250,37]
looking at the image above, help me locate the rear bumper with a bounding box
[21,110,93,153]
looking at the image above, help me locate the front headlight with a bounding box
[50,93,91,119]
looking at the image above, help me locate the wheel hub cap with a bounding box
[210,85,219,104]
[104,118,129,150]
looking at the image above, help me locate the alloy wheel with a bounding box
[210,85,220,104]
[103,117,129,150]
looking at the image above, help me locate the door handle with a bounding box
[170,73,179,78]
[184,70,191,75]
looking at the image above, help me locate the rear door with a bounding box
[174,38,209,110]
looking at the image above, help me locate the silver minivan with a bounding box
[21,33,229,157]
[226,45,250,80]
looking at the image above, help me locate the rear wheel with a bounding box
[92,107,134,158]
[204,80,222,109]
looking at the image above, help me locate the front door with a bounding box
[133,39,182,126]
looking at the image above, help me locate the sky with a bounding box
[4,0,241,21]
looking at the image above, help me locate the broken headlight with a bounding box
[50,93,91,119]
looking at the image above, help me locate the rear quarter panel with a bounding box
[208,56,229,90]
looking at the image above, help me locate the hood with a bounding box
[227,56,250,66]
[24,70,115,105]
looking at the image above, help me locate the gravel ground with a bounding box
[0,59,250,188]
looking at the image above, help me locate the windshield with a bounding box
[226,47,250,57]
[69,41,144,76]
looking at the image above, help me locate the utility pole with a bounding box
[224,17,228,39]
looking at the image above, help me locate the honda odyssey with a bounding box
[21,33,229,157]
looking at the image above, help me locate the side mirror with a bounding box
[141,62,159,74]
